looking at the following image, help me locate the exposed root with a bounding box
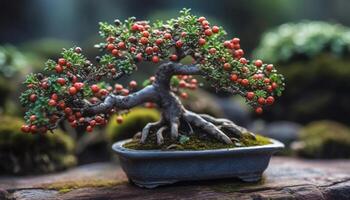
[156,126,167,145]
[199,114,256,139]
[140,119,163,144]
[183,111,233,144]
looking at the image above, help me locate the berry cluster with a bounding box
[20,8,285,134]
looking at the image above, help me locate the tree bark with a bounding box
[83,62,253,145]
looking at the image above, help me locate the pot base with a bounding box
[113,138,284,188]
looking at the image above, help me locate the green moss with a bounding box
[123,132,271,151]
[0,115,77,175]
[107,107,160,142]
[296,120,350,158]
[211,176,266,193]
[43,179,126,193]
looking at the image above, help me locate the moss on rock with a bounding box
[43,179,126,193]
[296,120,350,158]
[107,107,160,143]
[123,132,271,151]
[0,115,77,175]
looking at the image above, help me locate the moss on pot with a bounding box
[123,132,271,151]
[0,115,77,175]
[296,120,350,158]
[107,107,160,143]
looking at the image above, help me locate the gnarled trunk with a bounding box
[84,62,254,145]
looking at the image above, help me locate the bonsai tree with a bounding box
[20,9,285,145]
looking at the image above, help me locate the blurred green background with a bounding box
[1,0,350,174]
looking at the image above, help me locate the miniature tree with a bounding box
[20,9,285,145]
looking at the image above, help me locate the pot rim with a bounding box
[112,138,284,159]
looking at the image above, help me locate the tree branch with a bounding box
[83,85,158,116]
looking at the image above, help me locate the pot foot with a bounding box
[130,179,178,189]
[238,173,262,182]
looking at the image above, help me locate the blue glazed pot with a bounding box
[112,138,284,188]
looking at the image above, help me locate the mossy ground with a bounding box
[123,132,271,151]
[43,179,126,193]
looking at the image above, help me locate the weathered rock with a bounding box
[1,157,350,200]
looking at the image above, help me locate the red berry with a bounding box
[95,116,103,123]
[29,94,37,102]
[258,97,266,105]
[107,36,115,43]
[64,107,72,115]
[164,33,172,40]
[170,54,178,61]
[74,82,84,90]
[209,48,216,54]
[239,58,247,64]
[86,125,93,132]
[30,115,36,122]
[131,24,139,31]
[48,99,57,106]
[246,92,255,100]
[115,84,123,91]
[121,89,129,96]
[107,44,115,51]
[112,49,119,56]
[223,63,231,71]
[264,78,271,84]
[41,82,49,89]
[266,96,275,105]
[136,53,143,62]
[129,80,137,88]
[180,92,188,99]
[74,47,82,53]
[51,93,58,101]
[255,60,263,68]
[30,125,37,134]
[90,84,100,93]
[255,107,263,114]
[235,49,244,58]
[212,26,219,33]
[58,58,66,66]
[58,101,65,109]
[201,20,209,26]
[266,64,273,72]
[198,17,206,22]
[230,74,238,82]
[179,80,186,88]
[117,42,126,49]
[100,89,108,96]
[116,116,123,124]
[89,120,96,127]
[267,85,273,92]
[204,29,212,36]
[21,125,30,133]
[198,38,206,46]
[142,31,150,37]
[272,82,278,89]
[155,38,163,45]
[232,38,240,44]
[181,32,187,37]
[176,40,183,48]
[69,87,77,95]
[55,65,63,73]
[152,46,159,52]
[145,47,153,55]
[241,79,249,86]
[152,56,159,63]
[140,37,149,45]
[57,78,66,85]
[224,41,233,49]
